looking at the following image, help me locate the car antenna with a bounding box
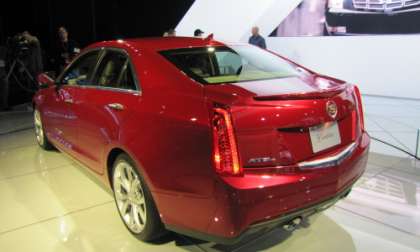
[205,33,214,41]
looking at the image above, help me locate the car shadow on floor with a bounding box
[151,232,203,246]
[153,214,357,252]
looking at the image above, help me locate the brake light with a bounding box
[212,107,242,176]
[353,85,365,131]
[351,109,357,141]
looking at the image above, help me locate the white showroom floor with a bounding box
[0,95,419,252]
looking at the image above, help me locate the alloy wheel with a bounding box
[34,109,45,146]
[113,161,147,234]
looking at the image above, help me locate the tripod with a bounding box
[0,63,6,110]
[1,57,38,109]
[5,58,38,93]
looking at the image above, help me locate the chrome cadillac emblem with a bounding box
[326,101,338,119]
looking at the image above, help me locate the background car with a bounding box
[34,37,370,244]
[325,0,420,35]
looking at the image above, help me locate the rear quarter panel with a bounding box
[113,47,221,231]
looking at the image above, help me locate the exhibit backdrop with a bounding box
[177,0,420,100]
[273,0,420,36]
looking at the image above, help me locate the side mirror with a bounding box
[37,72,55,89]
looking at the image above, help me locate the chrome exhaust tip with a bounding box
[283,217,302,232]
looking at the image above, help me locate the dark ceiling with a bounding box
[0,0,194,106]
[0,0,195,49]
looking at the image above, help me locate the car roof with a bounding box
[88,36,231,52]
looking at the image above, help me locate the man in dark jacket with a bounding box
[248,26,266,49]
[55,26,80,73]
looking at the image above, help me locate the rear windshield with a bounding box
[160,45,300,84]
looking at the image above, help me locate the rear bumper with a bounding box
[326,7,420,34]
[167,180,355,244]
[178,132,370,244]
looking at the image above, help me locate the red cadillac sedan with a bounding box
[34,36,369,244]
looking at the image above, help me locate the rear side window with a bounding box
[93,50,138,91]
[160,45,300,84]
[61,50,100,85]
[118,64,137,91]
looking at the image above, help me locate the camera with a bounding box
[6,34,31,60]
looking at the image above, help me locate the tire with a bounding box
[112,153,166,241]
[34,108,53,150]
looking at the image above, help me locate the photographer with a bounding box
[21,31,43,76]
[55,26,80,73]
[0,31,43,109]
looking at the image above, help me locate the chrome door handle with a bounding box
[107,103,124,111]
[64,98,73,104]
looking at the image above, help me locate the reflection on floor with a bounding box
[0,130,419,251]
[363,95,420,158]
[0,103,33,135]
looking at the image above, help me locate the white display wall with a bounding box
[267,35,420,100]
[177,0,420,100]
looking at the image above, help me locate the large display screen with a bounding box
[271,0,420,36]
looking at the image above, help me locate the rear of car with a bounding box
[161,43,370,243]
[326,0,420,35]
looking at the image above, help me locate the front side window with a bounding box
[160,45,301,84]
[61,50,100,86]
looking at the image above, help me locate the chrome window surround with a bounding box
[56,47,141,95]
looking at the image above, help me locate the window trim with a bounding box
[57,47,141,95]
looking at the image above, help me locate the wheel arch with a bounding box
[105,146,151,191]
[106,147,125,189]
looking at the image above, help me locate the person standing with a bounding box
[55,26,80,72]
[194,29,204,38]
[248,26,266,49]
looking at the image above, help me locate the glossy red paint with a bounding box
[33,37,369,243]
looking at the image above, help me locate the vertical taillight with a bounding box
[351,109,357,141]
[353,85,365,132]
[212,107,242,176]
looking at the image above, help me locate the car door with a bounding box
[45,49,102,155]
[71,48,142,174]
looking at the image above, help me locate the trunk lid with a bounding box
[204,76,358,169]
